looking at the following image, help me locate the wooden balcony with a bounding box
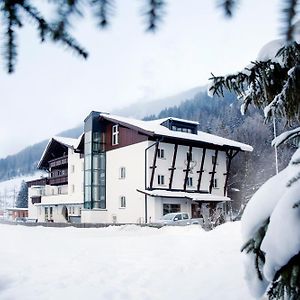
[49,175,68,186]
[31,196,41,204]
[49,156,68,169]
[27,178,49,187]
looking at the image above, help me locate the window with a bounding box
[212,155,218,165]
[213,178,218,188]
[58,187,62,194]
[187,152,193,161]
[45,207,48,220]
[71,165,75,173]
[158,175,165,185]
[163,204,181,215]
[157,148,165,159]
[71,185,75,193]
[120,196,126,208]
[49,207,53,220]
[112,124,119,145]
[186,177,193,187]
[119,167,126,179]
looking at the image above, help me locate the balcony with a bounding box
[31,196,41,204]
[27,178,49,187]
[49,156,68,169]
[49,175,68,186]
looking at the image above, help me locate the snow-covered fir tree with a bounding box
[16,180,28,208]
[209,35,300,299]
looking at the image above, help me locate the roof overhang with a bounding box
[137,189,231,202]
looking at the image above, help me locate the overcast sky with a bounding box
[0,0,280,158]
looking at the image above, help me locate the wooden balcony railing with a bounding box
[49,175,68,186]
[49,156,68,168]
[27,178,49,187]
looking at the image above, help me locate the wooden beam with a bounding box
[168,144,178,189]
[149,142,159,189]
[183,145,193,191]
[197,148,206,191]
[223,149,239,196]
[209,149,219,193]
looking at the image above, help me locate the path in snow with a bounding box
[0,222,252,300]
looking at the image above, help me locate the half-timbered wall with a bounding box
[147,142,227,196]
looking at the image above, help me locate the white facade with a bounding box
[28,145,84,223]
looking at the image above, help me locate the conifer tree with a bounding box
[16,180,28,208]
[208,28,300,300]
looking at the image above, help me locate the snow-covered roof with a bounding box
[100,113,253,152]
[38,136,81,169]
[137,189,231,202]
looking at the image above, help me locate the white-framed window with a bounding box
[157,148,165,159]
[213,178,218,188]
[58,187,62,194]
[158,175,165,185]
[71,165,75,173]
[120,196,126,208]
[112,124,119,145]
[119,167,126,179]
[186,177,193,187]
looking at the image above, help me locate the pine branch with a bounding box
[90,0,114,28]
[281,0,299,42]
[143,0,166,32]
[2,1,23,73]
[241,219,268,281]
[217,0,238,17]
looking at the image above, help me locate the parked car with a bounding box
[156,212,201,226]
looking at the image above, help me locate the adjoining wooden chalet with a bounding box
[27,111,252,224]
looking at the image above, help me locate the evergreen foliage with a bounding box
[16,180,28,208]
[209,25,300,300]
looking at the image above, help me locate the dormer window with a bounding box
[112,125,119,145]
[162,119,198,134]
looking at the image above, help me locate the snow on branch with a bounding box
[272,126,300,147]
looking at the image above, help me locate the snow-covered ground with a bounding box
[0,222,252,300]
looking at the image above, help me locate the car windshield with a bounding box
[162,213,177,220]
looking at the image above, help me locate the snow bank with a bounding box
[0,222,251,300]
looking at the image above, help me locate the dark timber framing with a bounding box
[183,145,193,191]
[209,149,219,193]
[168,144,178,189]
[197,148,207,191]
[149,142,159,189]
[223,149,239,196]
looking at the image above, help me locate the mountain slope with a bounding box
[112,86,204,119]
[0,125,82,182]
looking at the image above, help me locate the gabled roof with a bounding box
[38,136,81,169]
[99,113,253,152]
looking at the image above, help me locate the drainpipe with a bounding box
[144,138,163,223]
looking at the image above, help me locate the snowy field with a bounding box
[0,222,252,300]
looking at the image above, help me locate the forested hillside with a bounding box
[0,125,82,181]
[145,90,296,210]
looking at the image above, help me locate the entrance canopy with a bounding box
[137,189,231,202]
